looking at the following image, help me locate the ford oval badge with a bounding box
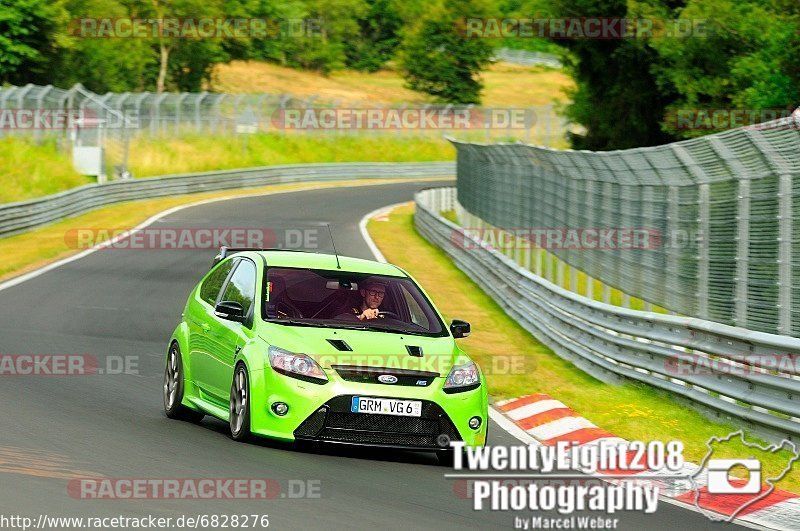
[378,374,398,384]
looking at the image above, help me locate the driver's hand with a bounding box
[358,308,379,320]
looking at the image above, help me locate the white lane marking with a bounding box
[507,399,569,421]
[527,416,596,441]
[358,202,411,264]
[0,181,427,294]
[740,498,800,530]
[358,202,536,447]
[488,407,541,447]
[357,202,773,530]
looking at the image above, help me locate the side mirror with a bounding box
[450,319,471,339]
[215,301,246,323]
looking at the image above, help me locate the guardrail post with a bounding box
[666,186,680,311]
[602,283,611,304]
[734,179,751,328]
[778,173,793,334]
[696,183,711,319]
[556,259,565,287]
[585,275,594,300]
[524,244,532,271]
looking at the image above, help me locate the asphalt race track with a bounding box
[0,180,731,530]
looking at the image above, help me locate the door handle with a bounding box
[201,323,211,332]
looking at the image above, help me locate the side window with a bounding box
[200,259,236,306]
[400,285,430,329]
[220,260,257,315]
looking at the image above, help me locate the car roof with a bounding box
[240,250,406,277]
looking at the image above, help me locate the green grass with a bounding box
[127,133,454,178]
[0,137,93,203]
[368,204,799,494]
[0,133,454,204]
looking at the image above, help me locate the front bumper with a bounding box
[293,396,462,450]
[247,366,488,450]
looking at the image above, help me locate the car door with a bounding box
[187,258,237,403]
[205,258,258,403]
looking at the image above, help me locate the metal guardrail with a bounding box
[451,110,800,337]
[416,187,800,441]
[0,162,454,238]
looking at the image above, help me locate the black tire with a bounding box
[229,363,252,442]
[163,342,204,423]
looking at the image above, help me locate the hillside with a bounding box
[209,61,573,108]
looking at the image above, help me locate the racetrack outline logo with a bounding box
[690,431,799,522]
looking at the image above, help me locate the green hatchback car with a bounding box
[163,248,487,462]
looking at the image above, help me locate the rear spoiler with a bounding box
[212,247,263,266]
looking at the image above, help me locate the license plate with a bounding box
[351,396,422,417]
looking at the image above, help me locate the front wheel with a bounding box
[163,343,204,423]
[229,364,252,442]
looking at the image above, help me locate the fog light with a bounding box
[468,416,482,430]
[272,402,289,416]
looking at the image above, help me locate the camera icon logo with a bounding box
[706,458,761,494]
[691,431,799,523]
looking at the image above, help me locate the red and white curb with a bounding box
[495,394,800,530]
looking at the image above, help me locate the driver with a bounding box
[349,278,388,320]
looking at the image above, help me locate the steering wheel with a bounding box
[377,310,401,320]
[276,300,304,319]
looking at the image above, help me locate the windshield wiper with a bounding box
[355,323,431,336]
[266,319,369,330]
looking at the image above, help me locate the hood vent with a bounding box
[327,339,353,352]
[406,345,423,357]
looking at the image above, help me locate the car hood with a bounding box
[259,322,462,376]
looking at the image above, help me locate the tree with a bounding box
[542,0,680,150]
[344,0,404,72]
[279,0,368,74]
[397,0,495,104]
[54,0,154,92]
[651,0,800,138]
[114,0,233,93]
[0,0,70,85]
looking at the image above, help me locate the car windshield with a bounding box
[263,267,446,336]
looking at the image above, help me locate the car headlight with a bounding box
[443,360,480,393]
[268,346,328,384]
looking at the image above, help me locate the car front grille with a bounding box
[332,365,438,387]
[294,395,461,450]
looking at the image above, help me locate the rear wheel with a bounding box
[229,364,252,442]
[163,343,204,423]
